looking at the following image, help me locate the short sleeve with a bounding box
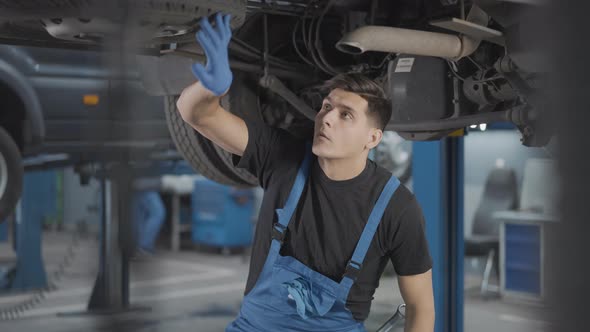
[388,196,433,276]
[232,119,302,189]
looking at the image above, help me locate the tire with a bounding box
[0,126,23,223]
[164,95,257,187]
[164,13,312,187]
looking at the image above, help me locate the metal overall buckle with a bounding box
[272,223,287,244]
[344,260,363,281]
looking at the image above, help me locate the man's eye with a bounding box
[323,103,332,110]
[342,111,351,119]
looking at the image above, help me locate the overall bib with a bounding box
[226,146,400,332]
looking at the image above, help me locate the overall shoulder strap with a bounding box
[342,175,401,282]
[272,142,313,244]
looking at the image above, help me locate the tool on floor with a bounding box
[376,303,406,332]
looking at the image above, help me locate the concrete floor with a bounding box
[0,230,552,332]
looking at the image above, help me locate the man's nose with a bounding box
[322,109,336,128]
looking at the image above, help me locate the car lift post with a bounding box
[412,137,464,332]
[60,164,149,316]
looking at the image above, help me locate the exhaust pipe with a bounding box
[336,25,479,60]
[335,5,492,60]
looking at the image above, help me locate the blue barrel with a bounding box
[191,178,254,248]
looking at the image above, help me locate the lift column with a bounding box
[412,137,464,332]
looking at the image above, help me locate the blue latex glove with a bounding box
[191,13,233,96]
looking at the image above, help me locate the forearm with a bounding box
[404,304,435,332]
[176,80,221,126]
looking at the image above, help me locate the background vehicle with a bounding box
[0,0,547,219]
[0,44,175,221]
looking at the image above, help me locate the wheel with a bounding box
[164,11,321,187]
[164,95,257,187]
[0,126,23,223]
[164,13,311,187]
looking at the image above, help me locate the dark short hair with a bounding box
[320,73,392,130]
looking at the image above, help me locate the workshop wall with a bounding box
[464,130,551,237]
[62,167,102,230]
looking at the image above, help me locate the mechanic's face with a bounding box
[312,88,382,160]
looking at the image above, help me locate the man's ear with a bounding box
[366,128,383,150]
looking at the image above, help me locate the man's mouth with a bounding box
[318,132,330,141]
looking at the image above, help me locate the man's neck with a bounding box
[317,155,368,181]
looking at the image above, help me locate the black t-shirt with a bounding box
[232,121,433,321]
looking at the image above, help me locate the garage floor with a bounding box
[0,230,552,332]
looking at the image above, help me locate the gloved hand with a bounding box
[191,13,233,96]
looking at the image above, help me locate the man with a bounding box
[131,188,165,256]
[177,12,435,332]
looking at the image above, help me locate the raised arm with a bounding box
[176,13,248,156]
